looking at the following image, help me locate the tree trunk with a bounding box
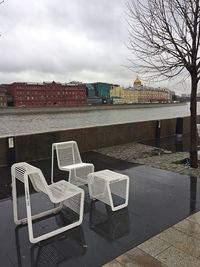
[190,72,198,168]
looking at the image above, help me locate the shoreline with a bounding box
[0,102,187,115]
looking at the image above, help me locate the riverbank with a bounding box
[0,102,186,115]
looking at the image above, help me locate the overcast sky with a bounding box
[0,0,191,94]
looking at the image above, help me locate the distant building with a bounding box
[4,82,87,107]
[86,82,111,104]
[110,85,124,98]
[110,77,173,103]
[110,85,125,104]
[123,88,139,103]
[137,87,171,103]
[0,78,175,107]
[110,84,139,103]
[0,86,7,107]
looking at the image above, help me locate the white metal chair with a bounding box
[197,124,200,160]
[51,141,94,186]
[11,162,84,243]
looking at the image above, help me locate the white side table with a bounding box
[88,169,129,211]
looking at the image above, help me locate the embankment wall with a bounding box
[1,115,199,166]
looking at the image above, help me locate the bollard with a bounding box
[176,117,183,138]
[155,120,161,139]
[155,120,161,147]
[7,137,16,167]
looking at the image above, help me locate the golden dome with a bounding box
[134,77,141,85]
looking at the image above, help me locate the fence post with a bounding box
[7,137,16,167]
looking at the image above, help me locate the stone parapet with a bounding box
[0,115,199,166]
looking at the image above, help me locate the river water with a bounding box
[1,102,200,137]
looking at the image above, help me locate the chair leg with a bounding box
[24,177,35,243]
[68,169,76,184]
[12,174,32,225]
[12,176,21,225]
[107,184,115,211]
[51,146,55,184]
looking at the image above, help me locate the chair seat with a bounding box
[60,162,93,171]
[49,180,82,203]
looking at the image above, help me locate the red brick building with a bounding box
[0,87,7,107]
[8,82,87,107]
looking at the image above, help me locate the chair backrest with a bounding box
[11,162,49,194]
[54,141,82,168]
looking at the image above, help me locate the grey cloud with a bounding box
[0,0,137,87]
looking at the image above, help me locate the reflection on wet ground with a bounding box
[141,134,190,152]
[1,151,200,267]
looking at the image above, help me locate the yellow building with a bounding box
[110,85,124,99]
[110,78,172,104]
[137,87,171,103]
[138,89,150,103]
[123,88,138,103]
[110,85,125,104]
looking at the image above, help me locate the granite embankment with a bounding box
[0,102,186,115]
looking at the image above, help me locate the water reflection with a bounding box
[175,136,183,152]
[15,211,86,267]
[190,176,197,213]
[89,200,130,241]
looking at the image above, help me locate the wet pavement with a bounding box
[0,151,200,267]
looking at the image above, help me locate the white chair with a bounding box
[197,124,200,160]
[11,162,84,243]
[51,141,94,186]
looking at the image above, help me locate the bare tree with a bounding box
[127,0,200,168]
